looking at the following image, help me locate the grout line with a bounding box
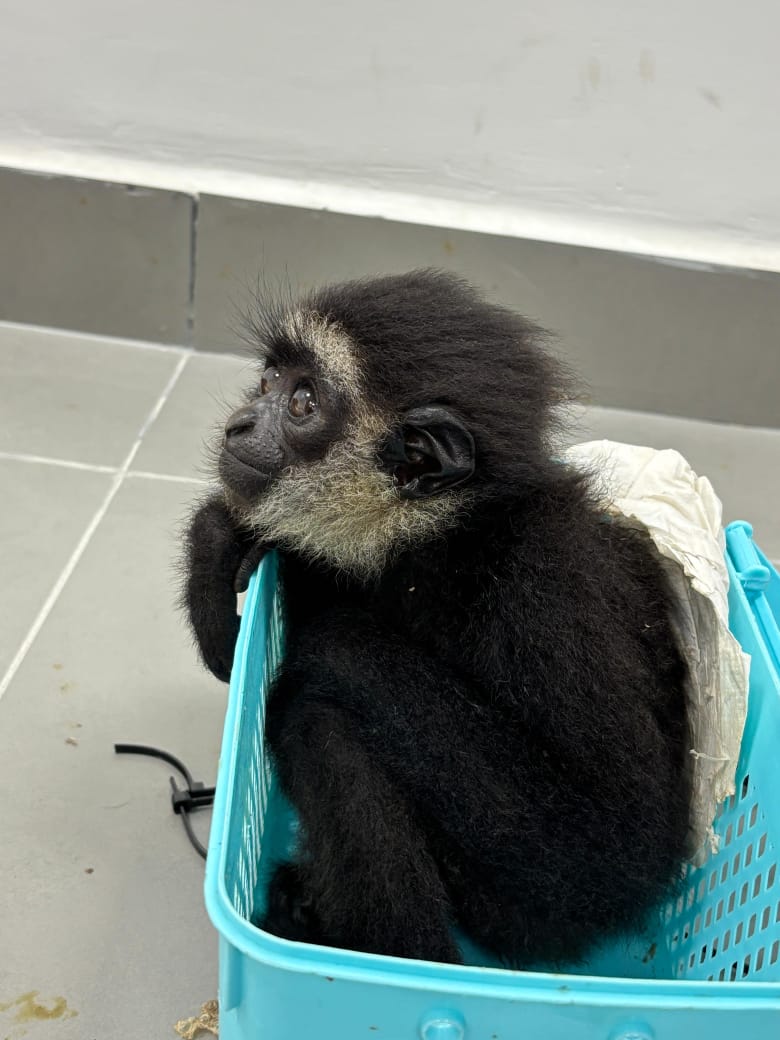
[580,405,780,438]
[0,317,248,363]
[0,474,127,703]
[0,451,208,485]
[0,353,191,703]
[0,451,117,474]
[0,317,188,355]
[124,353,191,457]
[186,194,200,345]
[127,469,209,485]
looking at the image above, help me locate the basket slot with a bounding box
[663,768,779,983]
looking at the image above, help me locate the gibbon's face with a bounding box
[216,309,475,576]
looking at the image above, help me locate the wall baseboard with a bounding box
[1,165,778,426]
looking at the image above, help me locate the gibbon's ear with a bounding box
[379,405,475,500]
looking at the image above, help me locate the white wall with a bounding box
[2,0,779,271]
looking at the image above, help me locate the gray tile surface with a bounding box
[0,323,180,466]
[0,459,111,677]
[0,477,224,1040]
[132,351,254,479]
[0,323,777,1039]
[194,196,780,426]
[0,167,193,343]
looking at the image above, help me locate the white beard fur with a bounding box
[226,408,466,580]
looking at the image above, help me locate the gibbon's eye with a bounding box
[260,367,281,395]
[289,383,318,418]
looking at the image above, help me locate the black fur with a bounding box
[183,270,691,967]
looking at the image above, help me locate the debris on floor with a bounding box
[174,1000,218,1038]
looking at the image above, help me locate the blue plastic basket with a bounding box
[205,521,780,1040]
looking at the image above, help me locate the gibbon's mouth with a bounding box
[218,446,272,501]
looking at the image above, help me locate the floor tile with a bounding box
[0,323,181,466]
[0,323,777,1040]
[132,351,254,478]
[0,459,111,678]
[573,406,780,561]
[0,477,226,1038]
[0,167,193,343]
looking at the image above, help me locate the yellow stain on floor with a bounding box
[0,992,77,1024]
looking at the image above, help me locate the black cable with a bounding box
[114,742,215,859]
[179,805,209,860]
[114,742,197,788]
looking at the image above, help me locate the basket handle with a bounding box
[220,943,243,1014]
[726,521,771,597]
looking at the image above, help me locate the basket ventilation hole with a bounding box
[767,863,777,889]
[749,803,758,827]
[741,774,750,799]
[771,941,780,966]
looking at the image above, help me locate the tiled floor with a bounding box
[1,320,778,1039]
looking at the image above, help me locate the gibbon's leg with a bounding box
[260,608,524,962]
[261,699,462,963]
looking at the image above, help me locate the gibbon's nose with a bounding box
[224,406,257,440]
